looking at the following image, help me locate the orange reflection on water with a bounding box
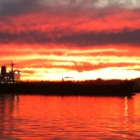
[1,94,140,139]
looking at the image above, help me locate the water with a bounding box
[0,94,140,140]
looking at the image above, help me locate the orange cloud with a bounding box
[0,43,140,80]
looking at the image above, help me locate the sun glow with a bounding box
[20,68,140,81]
[1,44,140,81]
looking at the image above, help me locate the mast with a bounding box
[11,61,14,72]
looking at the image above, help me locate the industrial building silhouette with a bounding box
[0,63,20,83]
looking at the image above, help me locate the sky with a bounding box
[0,0,140,81]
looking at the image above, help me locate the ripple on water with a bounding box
[0,95,140,139]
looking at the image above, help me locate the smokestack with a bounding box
[1,66,6,77]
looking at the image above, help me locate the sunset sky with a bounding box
[0,0,140,81]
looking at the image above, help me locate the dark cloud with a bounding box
[55,29,140,46]
[0,0,39,16]
[0,0,88,16]
[0,0,139,16]
[0,29,139,46]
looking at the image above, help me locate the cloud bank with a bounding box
[0,29,140,46]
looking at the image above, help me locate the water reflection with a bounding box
[0,94,19,139]
[0,94,140,139]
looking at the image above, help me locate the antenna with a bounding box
[11,61,14,71]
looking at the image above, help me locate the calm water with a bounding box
[0,94,140,140]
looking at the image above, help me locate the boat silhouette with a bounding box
[0,79,136,96]
[0,64,136,96]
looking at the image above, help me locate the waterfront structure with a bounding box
[0,64,20,83]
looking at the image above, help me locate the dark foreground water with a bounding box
[0,94,140,140]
